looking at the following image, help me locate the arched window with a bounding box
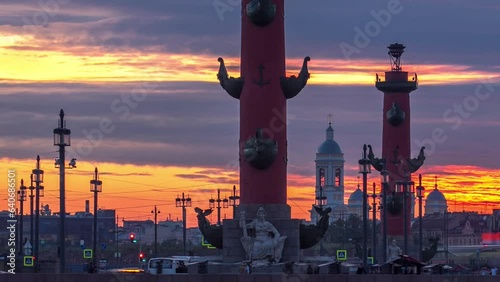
[335,168,341,187]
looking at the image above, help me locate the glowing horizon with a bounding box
[1,47,499,85]
[1,158,499,227]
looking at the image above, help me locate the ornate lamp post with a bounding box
[175,193,191,255]
[209,189,228,226]
[17,179,27,255]
[32,155,44,272]
[39,186,45,198]
[28,174,34,256]
[370,182,378,263]
[90,168,102,270]
[315,185,328,257]
[151,206,160,257]
[53,109,72,273]
[358,144,371,271]
[380,162,389,262]
[395,173,415,255]
[228,185,240,219]
[416,174,425,261]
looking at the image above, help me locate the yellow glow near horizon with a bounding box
[1,45,499,85]
[1,158,500,227]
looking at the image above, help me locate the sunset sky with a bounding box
[1,0,500,227]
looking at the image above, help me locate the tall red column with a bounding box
[375,44,419,237]
[217,0,310,207]
[216,1,310,262]
[239,0,286,205]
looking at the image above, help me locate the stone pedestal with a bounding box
[236,204,291,220]
[222,204,300,263]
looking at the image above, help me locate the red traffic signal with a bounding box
[129,233,136,243]
[139,252,146,262]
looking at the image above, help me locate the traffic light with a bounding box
[139,252,146,262]
[129,233,137,243]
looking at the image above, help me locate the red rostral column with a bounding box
[371,44,425,243]
[217,0,310,207]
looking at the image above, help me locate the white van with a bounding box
[147,257,191,274]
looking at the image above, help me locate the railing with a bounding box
[376,73,418,83]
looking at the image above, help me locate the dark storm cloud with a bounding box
[286,0,500,68]
[2,0,241,55]
[3,0,499,68]
[0,81,239,167]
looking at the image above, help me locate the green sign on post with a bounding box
[83,249,93,259]
[337,250,347,261]
[24,256,34,266]
[368,257,374,265]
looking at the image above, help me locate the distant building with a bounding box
[493,209,500,232]
[347,185,363,218]
[310,120,348,222]
[412,212,490,247]
[0,203,115,257]
[309,119,378,223]
[425,177,448,215]
[122,218,201,246]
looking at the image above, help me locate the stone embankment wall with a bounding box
[2,274,499,282]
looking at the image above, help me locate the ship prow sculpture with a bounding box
[299,206,331,249]
[195,207,222,249]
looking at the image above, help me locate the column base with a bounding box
[236,203,291,220]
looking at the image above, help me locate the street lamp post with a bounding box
[209,189,228,226]
[151,206,160,257]
[358,144,371,272]
[90,168,102,271]
[175,193,192,255]
[113,215,121,265]
[315,185,327,256]
[416,174,425,261]
[53,109,72,273]
[228,185,240,219]
[32,155,44,272]
[371,182,378,263]
[444,210,449,265]
[29,174,34,256]
[396,173,414,255]
[380,161,389,262]
[17,179,27,255]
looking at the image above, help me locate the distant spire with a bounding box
[357,176,360,189]
[434,175,438,190]
[326,114,334,140]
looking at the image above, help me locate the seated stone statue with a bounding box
[387,239,402,262]
[240,207,286,265]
